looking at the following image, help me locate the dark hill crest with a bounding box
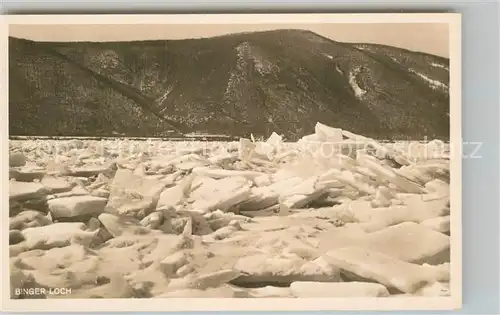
[9,29,450,140]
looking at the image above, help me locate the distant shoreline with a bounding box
[9,136,236,142]
[9,135,446,144]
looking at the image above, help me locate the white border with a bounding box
[0,13,462,312]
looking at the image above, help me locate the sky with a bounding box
[10,23,449,58]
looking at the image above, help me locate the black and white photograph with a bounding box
[2,13,462,312]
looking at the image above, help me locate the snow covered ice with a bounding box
[8,122,451,299]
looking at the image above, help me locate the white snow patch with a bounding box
[409,69,449,91]
[354,45,372,52]
[389,56,400,64]
[157,92,171,105]
[348,67,367,100]
[224,44,248,98]
[322,53,334,60]
[236,41,274,76]
[431,62,449,71]
[335,65,343,75]
[156,85,174,107]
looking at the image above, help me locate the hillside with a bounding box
[9,29,450,140]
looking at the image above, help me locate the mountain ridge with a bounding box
[8,29,450,140]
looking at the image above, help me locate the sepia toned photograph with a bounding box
[2,13,461,312]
